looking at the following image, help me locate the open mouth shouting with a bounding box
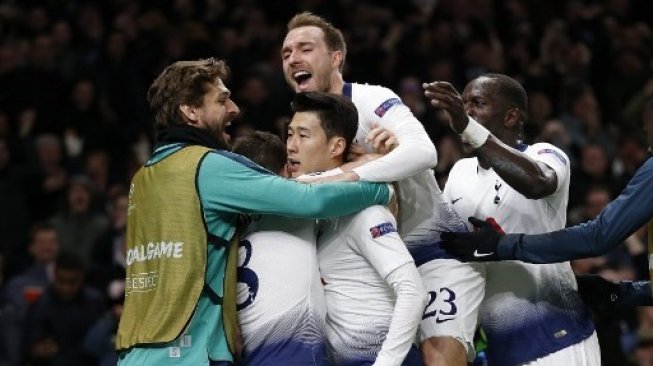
[222,120,233,145]
[293,70,313,91]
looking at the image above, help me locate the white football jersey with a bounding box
[317,205,415,365]
[345,82,446,245]
[443,143,595,365]
[237,215,329,366]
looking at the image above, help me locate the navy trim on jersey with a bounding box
[516,142,528,152]
[215,150,276,175]
[484,304,595,365]
[241,339,329,366]
[343,82,352,99]
[409,243,455,266]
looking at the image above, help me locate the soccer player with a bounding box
[441,97,653,307]
[231,131,329,366]
[423,74,601,365]
[281,13,468,365]
[116,58,393,366]
[287,91,425,366]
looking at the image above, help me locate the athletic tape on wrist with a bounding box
[461,117,491,148]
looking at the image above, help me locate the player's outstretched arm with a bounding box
[198,151,391,219]
[442,157,653,264]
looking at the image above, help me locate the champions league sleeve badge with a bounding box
[370,222,397,238]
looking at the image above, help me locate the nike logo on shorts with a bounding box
[473,250,494,258]
[451,197,463,204]
[435,317,455,324]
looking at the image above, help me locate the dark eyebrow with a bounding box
[288,126,312,134]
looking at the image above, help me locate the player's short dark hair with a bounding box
[291,92,358,160]
[232,131,287,174]
[482,73,528,125]
[147,58,229,131]
[287,12,347,72]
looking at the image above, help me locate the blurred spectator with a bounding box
[0,138,30,276]
[26,134,68,223]
[236,72,286,134]
[2,223,59,310]
[49,176,109,267]
[560,85,615,159]
[1,224,59,366]
[23,251,105,366]
[89,188,127,293]
[568,144,618,210]
[83,279,124,366]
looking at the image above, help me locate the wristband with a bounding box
[461,117,491,148]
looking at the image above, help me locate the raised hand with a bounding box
[422,81,469,133]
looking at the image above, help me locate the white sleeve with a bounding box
[373,262,426,366]
[352,92,438,182]
[528,143,570,194]
[355,207,413,277]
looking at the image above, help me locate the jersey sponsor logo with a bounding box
[537,148,567,165]
[374,98,403,117]
[370,222,397,238]
[125,271,159,294]
[126,241,184,266]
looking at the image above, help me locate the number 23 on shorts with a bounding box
[422,287,457,323]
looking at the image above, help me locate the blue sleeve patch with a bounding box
[374,98,403,117]
[537,148,567,165]
[370,222,397,238]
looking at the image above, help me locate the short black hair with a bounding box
[232,131,287,174]
[291,92,358,159]
[483,73,528,124]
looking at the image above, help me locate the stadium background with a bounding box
[0,0,652,365]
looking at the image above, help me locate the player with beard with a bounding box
[281,14,467,366]
[116,58,393,366]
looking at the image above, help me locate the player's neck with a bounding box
[328,74,345,94]
[324,158,342,171]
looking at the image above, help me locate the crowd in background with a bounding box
[0,0,652,365]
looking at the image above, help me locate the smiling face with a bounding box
[281,26,341,93]
[183,79,240,147]
[286,111,341,177]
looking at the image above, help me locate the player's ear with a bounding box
[179,105,199,125]
[504,107,520,129]
[329,136,346,159]
[331,50,343,70]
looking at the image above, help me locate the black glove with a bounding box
[440,217,503,261]
[575,274,620,311]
